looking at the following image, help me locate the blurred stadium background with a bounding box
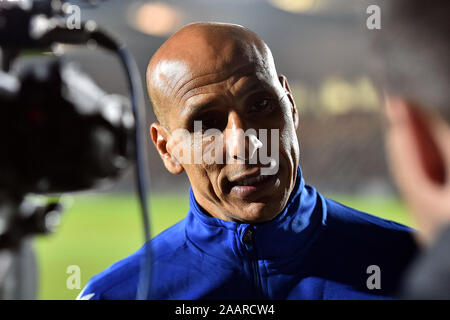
[32,0,414,299]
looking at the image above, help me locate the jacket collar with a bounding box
[185,167,325,262]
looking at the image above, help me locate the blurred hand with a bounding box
[384,97,450,246]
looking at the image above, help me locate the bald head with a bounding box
[146,22,277,127]
[148,22,299,224]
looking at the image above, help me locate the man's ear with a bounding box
[150,123,184,175]
[279,75,299,130]
[385,97,450,244]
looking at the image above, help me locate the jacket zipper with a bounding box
[251,259,262,297]
[243,228,263,298]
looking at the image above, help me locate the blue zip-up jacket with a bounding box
[78,168,417,300]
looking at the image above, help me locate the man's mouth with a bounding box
[233,174,271,186]
[228,170,280,198]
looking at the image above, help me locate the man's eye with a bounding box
[201,118,223,130]
[202,119,217,129]
[190,113,226,132]
[249,98,273,113]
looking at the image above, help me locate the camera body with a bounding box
[0,0,135,195]
[0,58,134,195]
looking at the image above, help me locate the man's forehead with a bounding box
[146,23,278,125]
[150,34,272,94]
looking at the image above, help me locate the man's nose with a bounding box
[224,112,262,161]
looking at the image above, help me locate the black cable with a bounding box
[116,45,153,300]
[91,31,153,300]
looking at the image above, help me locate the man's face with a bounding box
[149,26,300,223]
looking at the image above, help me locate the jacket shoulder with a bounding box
[311,197,418,295]
[324,197,414,234]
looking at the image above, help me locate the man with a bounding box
[78,22,417,300]
[373,0,450,299]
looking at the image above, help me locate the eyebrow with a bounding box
[237,75,265,93]
[181,97,223,124]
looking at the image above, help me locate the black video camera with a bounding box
[0,0,134,195]
[0,58,134,195]
[0,0,147,299]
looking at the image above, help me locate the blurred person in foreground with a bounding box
[78,22,417,300]
[373,0,450,299]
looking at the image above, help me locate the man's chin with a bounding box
[229,201,283,224]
